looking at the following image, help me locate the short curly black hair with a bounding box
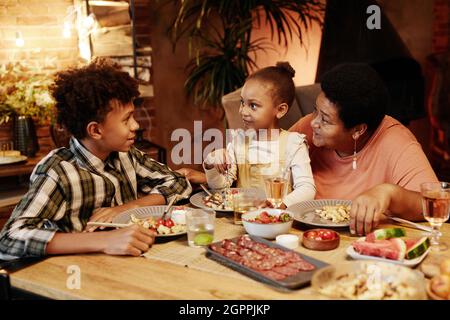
[247,61,296,108]
[320,63,389,132]
[51,58,139,139]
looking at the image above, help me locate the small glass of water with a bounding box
[421,181,450,252]
[186,209,216,247]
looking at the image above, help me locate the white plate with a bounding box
[112,205,187,238]
[189,188,266,212]
[346,237,431,268]
[0,155,27,165]
[287,199,352,228]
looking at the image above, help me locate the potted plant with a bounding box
[0,62,56,156]
[167,0,324,107]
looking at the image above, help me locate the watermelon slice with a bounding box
[405,237,430,260]
[352,238,405,261]
[404,238,419,251]
[366,228,406,242]
[388,238,406,261]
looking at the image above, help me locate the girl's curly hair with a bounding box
[246,61,296,108]
[51,58,140,139]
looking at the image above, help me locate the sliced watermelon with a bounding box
[352,239,401,260]
[366,228,406,242]
[352,238,406,261]
[405,237,430,260]
[404,238,419,251]
[388,238,406,261]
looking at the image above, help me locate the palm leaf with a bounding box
[165,0,325,107]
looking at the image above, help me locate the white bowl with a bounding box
[241,209,294,239]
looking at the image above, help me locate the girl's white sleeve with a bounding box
[283,133,316,207]
[203,141,237,189]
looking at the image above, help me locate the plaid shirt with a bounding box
[0,138,191,259]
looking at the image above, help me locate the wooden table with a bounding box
[6,220,450,300]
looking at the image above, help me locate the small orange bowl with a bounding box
[302,229,340,251]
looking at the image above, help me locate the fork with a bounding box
[200,183,213,197]
[161,196,177,221]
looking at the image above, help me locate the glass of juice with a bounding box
[421,181,450,252]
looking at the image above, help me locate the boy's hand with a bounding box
[102,224,156,256]
[86,205,138,232]
[204,149,230,174]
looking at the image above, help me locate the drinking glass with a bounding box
[263,174,289,208]
[421,181,450,252]
[186,209,216,247]
[232,193,260,225]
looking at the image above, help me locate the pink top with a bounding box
[289,114,438,199]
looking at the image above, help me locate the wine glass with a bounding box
[421,181,450,252]
[263,168,289,208]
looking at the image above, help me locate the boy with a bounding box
[0,59,191,259]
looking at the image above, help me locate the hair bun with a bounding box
[276,61,295,78]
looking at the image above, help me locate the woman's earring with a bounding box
[352,138,357,170]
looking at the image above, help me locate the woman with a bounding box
[289,63,438,236]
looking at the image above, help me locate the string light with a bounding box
[11,4,99,61]
[15,31,24,47]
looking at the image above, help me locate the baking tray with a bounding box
[206,235,329,290]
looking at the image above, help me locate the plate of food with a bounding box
[427,258,450,300]
[346,227,431,267]
[112,205,188,237]
[287,199,352,228]
[0,154,27,165]
[311,260,427,299]
[189,188,266,212]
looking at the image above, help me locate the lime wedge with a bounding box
[193,233,214,246]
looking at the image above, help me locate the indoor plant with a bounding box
[0,62,56,156]
[0,62,56,125]
[167,0,324,107]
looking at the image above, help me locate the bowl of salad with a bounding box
[241,209,294,239]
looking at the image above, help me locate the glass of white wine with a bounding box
[263,170,289,209]
[421,181,450,252]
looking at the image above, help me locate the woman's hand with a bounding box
[204,149,230,174]
[350,184,394,235]
[175,168,207,184]
[102,224,156,256]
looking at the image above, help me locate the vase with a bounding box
[13,115,39,157]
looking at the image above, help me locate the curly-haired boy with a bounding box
[0,59,191,259]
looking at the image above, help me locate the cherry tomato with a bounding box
[156,218,164,227]
[164,219,175,228]
[306,231,318,239]
[320,230,335,240]
[314,236,323,241]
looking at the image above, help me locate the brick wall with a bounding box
[433,0,450,52]
[131,0,156,146]
[0,0,157,156]
[0,0,79,69]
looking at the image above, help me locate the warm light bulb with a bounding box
[15,31,24,47]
